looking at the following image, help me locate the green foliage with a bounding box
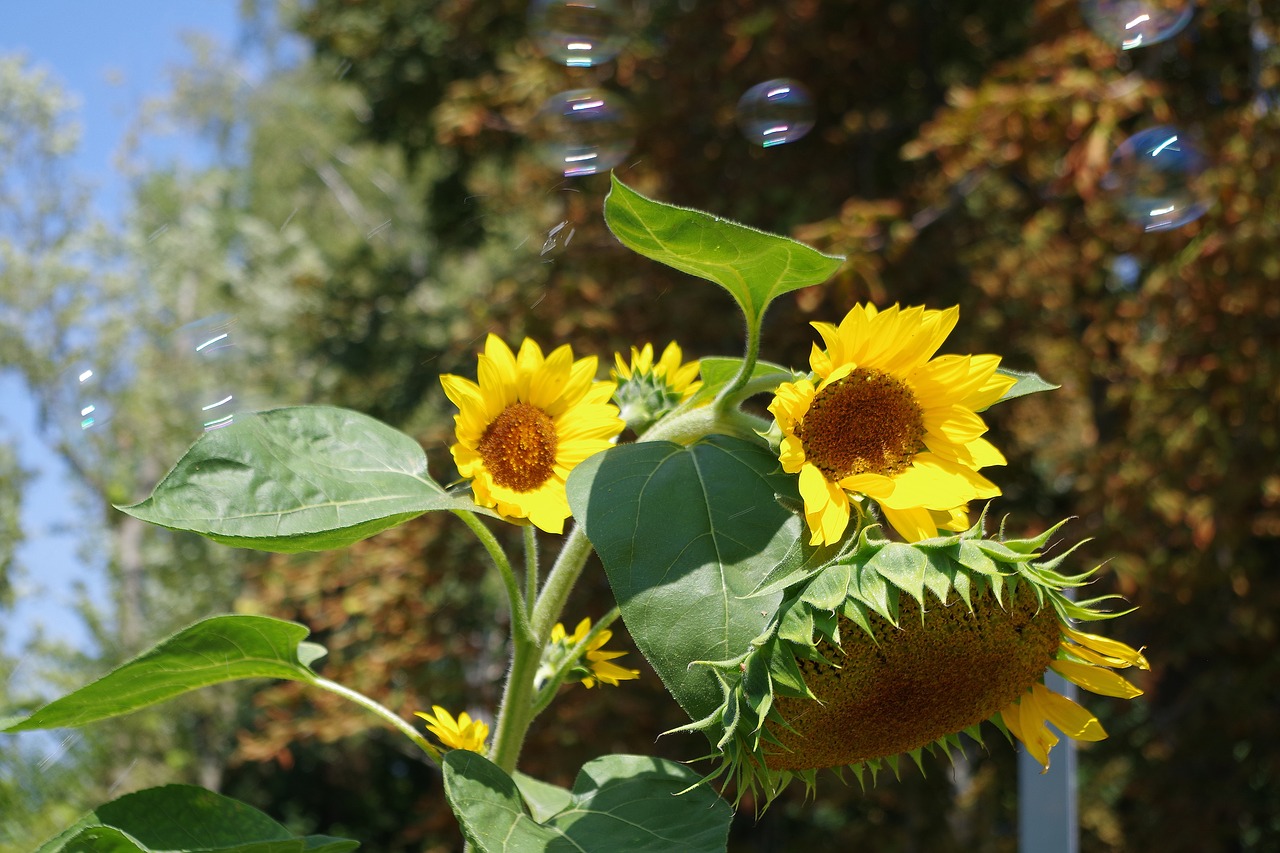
[119,407,489,553]
[443,752,732,853]
[35,784,357,853]
[3,616,324,733]
[605,176,844,332]
[566,435,798,721]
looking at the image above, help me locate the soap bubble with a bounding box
[530,88,635,176]
[1108,254,1143,292]
[1081,0,1193,50]
[735,79,815,148]
[166,315,258,434]
[529,0,629,67]
[1104,126,1208,232]
[60,364,117,437]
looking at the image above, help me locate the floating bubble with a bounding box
[735,79,815,148]
[166,315,259,434]
[530,88,635,176]
[1108,254,1143,292]
[1081,0,1193,50]
[60,363,117,437]
[1103,126,1208,232]
[528,0,629,67]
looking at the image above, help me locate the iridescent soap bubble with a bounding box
[60,363,116,437]
[735,79,815,148]
[530,88,635,176]
[529,0,629,67]
[1103,126,1208,231]
[166,315,258,434]
[1081,0,1193,50]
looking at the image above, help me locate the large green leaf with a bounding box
[3,616,321,732]
[444,752,731,853]
[566,434,798,720]
[35,784,357,852]
[119,406,482,553]
[604,175,843,328]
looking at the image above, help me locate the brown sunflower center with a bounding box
[765,586,1062,771]
[477,402,558,493]
[798,368,925,481]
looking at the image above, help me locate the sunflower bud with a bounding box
[612,342,702,433]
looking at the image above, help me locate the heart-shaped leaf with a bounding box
[604,175,843,329]
[35,784,357,852]
[567,434,798,720]
[120,406,485,553]
[444,752,731,853]
[4,616,322,732]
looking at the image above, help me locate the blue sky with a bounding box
[1,2,244,658]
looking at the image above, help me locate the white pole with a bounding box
[1017,668,1079,853]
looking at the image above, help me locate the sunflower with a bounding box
[768,303,1015,545]
[441,335,624,534]
[415,706,489,753]
[611,341,702,433]
[684,519,1148,804]
[1001,625,1148,770]
[549,617,642,688]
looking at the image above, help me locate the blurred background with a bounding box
[1,0,1276,850]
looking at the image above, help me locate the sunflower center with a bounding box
[477,402,558,493]
[798,368,925,481]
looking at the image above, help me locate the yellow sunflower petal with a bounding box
[1063,626,1150,670]
[1031,683,1107,741]
[1017,689,1060,772]
[799,464,851,545]
[881,503,939,542]
[1051,659,1144,698]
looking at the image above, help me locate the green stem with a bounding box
[312,675,440,762]
[454,510,532,643]
[714,317,762,410]
[487,524,597,773]
[524,525,540,607]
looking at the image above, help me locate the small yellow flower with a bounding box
[551,617,641,689]
[441,335,624,533]
[1000,625,1148,771]
[414,705,489,753]
[769,303,1014,545]
[611,341,702,432]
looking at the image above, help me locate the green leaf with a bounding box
[35,784,357,852]
[4,616,320,732]
[604,175,844,328]
[512,773,574,823]
[567,435,799,721]
[867,542,930,608]
[119,406,484,553]
[444,752,731,853]
[687,356,795,406]
[980,367,1059,410]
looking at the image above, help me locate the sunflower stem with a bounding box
[714,316,763,411]
[311,676,441,763]
[453,510,532,644]
[524,525,540,609]
[488,524,596,774]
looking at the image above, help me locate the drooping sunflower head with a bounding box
[768,303,1016,546]
[611,341,702,433]
[688,518,1147,804]
[441,335,624,534]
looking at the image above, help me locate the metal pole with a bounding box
[1017,668,1078,853]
